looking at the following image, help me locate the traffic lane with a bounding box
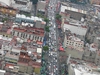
[47,0,59,75]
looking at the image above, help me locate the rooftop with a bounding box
[65,31,84,43]
[64,18,87,28]
[69,59,100,75]
[16,14,45,23]
[5,51,19,60]
[61,2,89,12]
[37,1,46,11]
[11,0,32,12]
[13,27,44,36]
[0,0,11,6]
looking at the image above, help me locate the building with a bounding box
[37,1,46,15]
[64,31,84,59]
[64,31,84,50]
[60,2,89,20]
[17,52,41,68]
[90,0,100,5]
[5,51,20,64]
[68,62,100,75]
[0,69,6,75]
[0,5,17,16]
[0,0,11,6]
[12,27,44,42]
[11,0,32,13]
[15,14,46,28]
[61,18,87,36]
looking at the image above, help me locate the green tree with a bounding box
[56,14,61,20]
[45,26,50,32]
[2,18,8,22]
[37,13,44,18]
[44,18,49,24]
[43,46,49,51]
[30,0,38,4]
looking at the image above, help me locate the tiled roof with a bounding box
[14,27,44,36]
[36,41,43,45]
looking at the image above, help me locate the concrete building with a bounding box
[0,0,11,6]
[60,2,89,20]
[12,27,44,42]
[5,51,20,64]
[66,47,84,59]
[64,31,84,50]
[0,5,17,16]
[11,0,32,13]
[0,70,6,75]
[37,1,46,15]
[68,62,100,75]
[61,18,87,36]
[15,14,46,28]
[63,30,85,59]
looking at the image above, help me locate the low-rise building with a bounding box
[61,18,87,36]
[64,32,84,50]
[5,51,20,64]
[37,1,46,15]
[11,0,32,13]
[68,61,100,75]
[0,69,6,75]
[15,14,46,28]
[60,2,89,20]
[0,5,17,16]
[64,30,84,59]
[12,27,44,42]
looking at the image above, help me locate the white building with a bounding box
[69,63,100,75]
[0,0,11,6]
[60,2,87,15]
[64,33,84,50]
[61,18,87,36]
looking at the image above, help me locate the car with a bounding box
[56,68,58,71]
[55,59,57,62]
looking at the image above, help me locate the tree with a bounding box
[45,26,50,32]
[43,46,49,51]
[37,13,44,18]
[56,14,61,20]
[2,18,8,22]
[44,18,49,24]
[30,0,38,4]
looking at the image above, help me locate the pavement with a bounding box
[47,0,61,75]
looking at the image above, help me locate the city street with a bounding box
[47,0,60,75]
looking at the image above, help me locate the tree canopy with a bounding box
[44,18,49,23]
[45,26,50,32]
[43,46,49,51]
[56,14,62,20]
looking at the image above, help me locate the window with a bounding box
[35,36,37,40]
[33,36,34,40]
[29,35,31,39]
[12,31,15,35]
[21,33,23,37]
[17,32,19,36]
[66,43,68,44]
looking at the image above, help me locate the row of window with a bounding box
[66,42,83,47]
[13,31,43,41]
[67,41,83,45]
